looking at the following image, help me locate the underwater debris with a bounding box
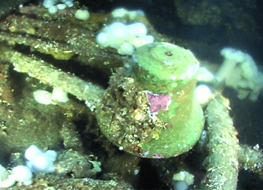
[0,1,262,189]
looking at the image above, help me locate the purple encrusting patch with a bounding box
[146,92,171,114]
[152,153,164,159]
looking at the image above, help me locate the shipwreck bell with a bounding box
[96,42,204,158]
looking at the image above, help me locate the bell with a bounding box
[96,42,204,158]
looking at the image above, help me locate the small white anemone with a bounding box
[12,165,33,185]
[52,87,69,103]
[216,48,245,83]
[195,84,212,105]
[33,90,52,105]
[75,9,90,21]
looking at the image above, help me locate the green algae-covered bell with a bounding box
[96,42,204,158]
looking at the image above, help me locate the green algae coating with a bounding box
[96,43,204,158]
[132,42,199,93]
[142,98,204,158]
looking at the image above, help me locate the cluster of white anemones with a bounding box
[96,21,154,55]
[42,0,74,14]
[215,48,263,101]
[195,47,263,104]
[33,87,69,105]
[0,145,57,188]
[43,0,90,20]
